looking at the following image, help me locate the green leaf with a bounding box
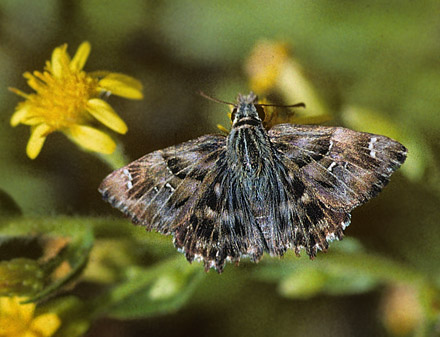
[254,238,426,298]
[278,267,327,299]
[28,229,93,303]
[0,189,22,216]
[93,256,205,319]
[0,216,94,302]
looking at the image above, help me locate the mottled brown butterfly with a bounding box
[99,92,407,272]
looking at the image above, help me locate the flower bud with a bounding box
[0,258,44,296]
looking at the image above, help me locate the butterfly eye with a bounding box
[231,108,237,121]
[255,105,265,121]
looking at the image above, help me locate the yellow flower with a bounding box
[381,285,423,336]
[0,297,60,337]
[245,40,331,125]
[245,40,289,94]
[10,41,143,159]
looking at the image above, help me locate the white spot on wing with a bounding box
[214,183,221,198]
[342,219,351,230]
[301,193,311,203]
[165,183,175,192]
[313,243,323,251]
[326,232,337,242]
[123,168,133,189]
[368,137,378,158]
[327,162,337,172]
[327,139,334,154]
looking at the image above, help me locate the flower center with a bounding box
[28,70,99,130]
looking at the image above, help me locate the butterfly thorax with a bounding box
[226,97,274,179]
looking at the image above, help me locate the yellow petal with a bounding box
[98,73,143,99]
[30,313,61,337]
[245,40,289,93]
[216,124,230,134]
[23,332,38,337]
[86,98,128,134]
[0,297,33,319]
[23,72,45,92]
[0,319,22,336]
[11,105,30,126]
[89,69,109,76]
[51,44,69,78]
[68,125,116,154]
[21,116,46,126]
[70,41,91,72]
[9,87,29,98]
[26,124,52,159]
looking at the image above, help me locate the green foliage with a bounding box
[0,189,21,216]
[254,238,429,298]
[46,296,91,337]
[95,257,204,319]
[0,217,94,302]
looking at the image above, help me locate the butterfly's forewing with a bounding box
[269,124,407,212]
[99,134,226,234]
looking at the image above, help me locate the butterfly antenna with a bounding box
[258,102,306,109]
[198,91,235,106]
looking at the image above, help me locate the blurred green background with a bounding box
[1,0,439,336]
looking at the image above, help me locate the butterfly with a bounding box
[99,92,407,272]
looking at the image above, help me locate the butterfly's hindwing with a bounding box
[274,155,350,257]
[173,154,266,272]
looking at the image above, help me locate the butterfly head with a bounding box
[231,92,265,125]
[198,91,304,128]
